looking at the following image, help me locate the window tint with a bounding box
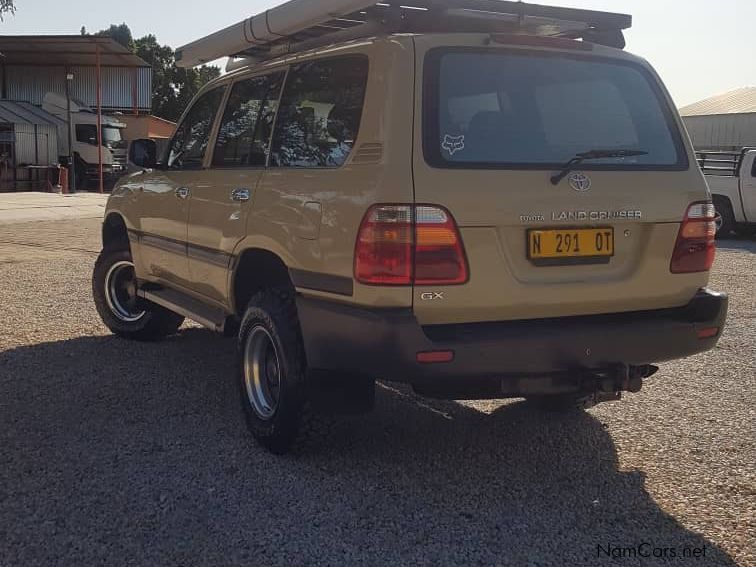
[751,154,756,178]
[426,51,685,169]
[213,73,284,168]
[270,56,368,168]
[167,87,225,170]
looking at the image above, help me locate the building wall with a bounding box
[682,113,756,151]
[120,114,176,141]
[2,65,152,112]
[14,123,58,166]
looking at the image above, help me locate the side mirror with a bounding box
[128,138,158,169]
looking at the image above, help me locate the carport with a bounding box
[0,35,150,192]
[0,100,61,191]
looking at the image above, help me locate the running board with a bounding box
[138,288,227,333]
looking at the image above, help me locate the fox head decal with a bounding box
[441,134,465,157]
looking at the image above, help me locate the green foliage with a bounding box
[0,0,15,19]
[96,23,221,122]
[95,23,134,52]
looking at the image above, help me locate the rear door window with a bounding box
[270,56,369,168]
[425,50,686,170]
[212,72,284,168]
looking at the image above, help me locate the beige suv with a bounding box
[93,5,727,453]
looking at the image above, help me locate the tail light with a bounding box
[670,202,716,274]
[355,204,468,286]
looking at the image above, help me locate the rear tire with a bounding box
[238,288,311,454]
[93,249,184,341]
[713,196,736,238]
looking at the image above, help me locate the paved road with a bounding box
[0,192,108,225]
[0,219,754,566]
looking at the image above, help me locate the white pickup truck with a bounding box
[698,148,756,237]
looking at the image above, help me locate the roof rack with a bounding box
[176,0,632,69]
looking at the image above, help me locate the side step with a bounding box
[138,288,227,333]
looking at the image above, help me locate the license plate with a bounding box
[528,228,614,264]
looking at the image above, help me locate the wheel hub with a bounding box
[243,326,282,420]
[104,260,146,323]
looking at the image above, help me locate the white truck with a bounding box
[42,92,128,188]
[698,148,756,237]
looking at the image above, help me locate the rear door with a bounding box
[412,37,707,325]
[186,71,285,303]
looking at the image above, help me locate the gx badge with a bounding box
[420,292,445,301]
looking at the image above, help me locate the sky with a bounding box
[2,0,754,107]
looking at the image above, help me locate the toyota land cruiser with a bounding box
[93,0,728,453]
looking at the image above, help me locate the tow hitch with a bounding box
[590,364,658,405]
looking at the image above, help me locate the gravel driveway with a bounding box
[0,219,753,566]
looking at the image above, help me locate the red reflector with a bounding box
[416,350,455,364]
[697,327,719,339]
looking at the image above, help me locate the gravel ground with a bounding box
[0,219,753,566]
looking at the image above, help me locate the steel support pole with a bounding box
[65,70,76,192]
[96,44,104,194]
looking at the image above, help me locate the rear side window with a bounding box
[167,87,225,170]
[213,72,284,168]
[425,50,686,170]
[270,56,369,168]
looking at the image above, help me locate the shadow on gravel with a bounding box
[717,235,756,253]
[0,330,738,566]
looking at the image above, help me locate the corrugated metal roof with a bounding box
[679,87,756,117]
[0,35,149,67]
[0,100,63,128]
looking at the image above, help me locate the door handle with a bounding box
[176,187,190,200]
[231,188,251,202]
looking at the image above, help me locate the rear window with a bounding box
[424,49,687,170]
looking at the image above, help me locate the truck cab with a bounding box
[698,148,756,236]
[42,92,128,187]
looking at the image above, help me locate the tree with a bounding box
[133,34,177,120]
[0,0,15,20]
[96,24,221,122]
[133,34,220,122]
[95,23,134,52]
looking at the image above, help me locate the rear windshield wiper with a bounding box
[550,149,649,185]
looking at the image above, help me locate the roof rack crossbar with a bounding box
[177,0,632,69]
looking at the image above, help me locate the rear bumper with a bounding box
[296,289,727,386]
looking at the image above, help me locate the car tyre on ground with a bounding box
[238,288,313,455]
[713,196,736,238]
[93,248,184,340]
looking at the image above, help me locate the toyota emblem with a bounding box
[569,173,592,192]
